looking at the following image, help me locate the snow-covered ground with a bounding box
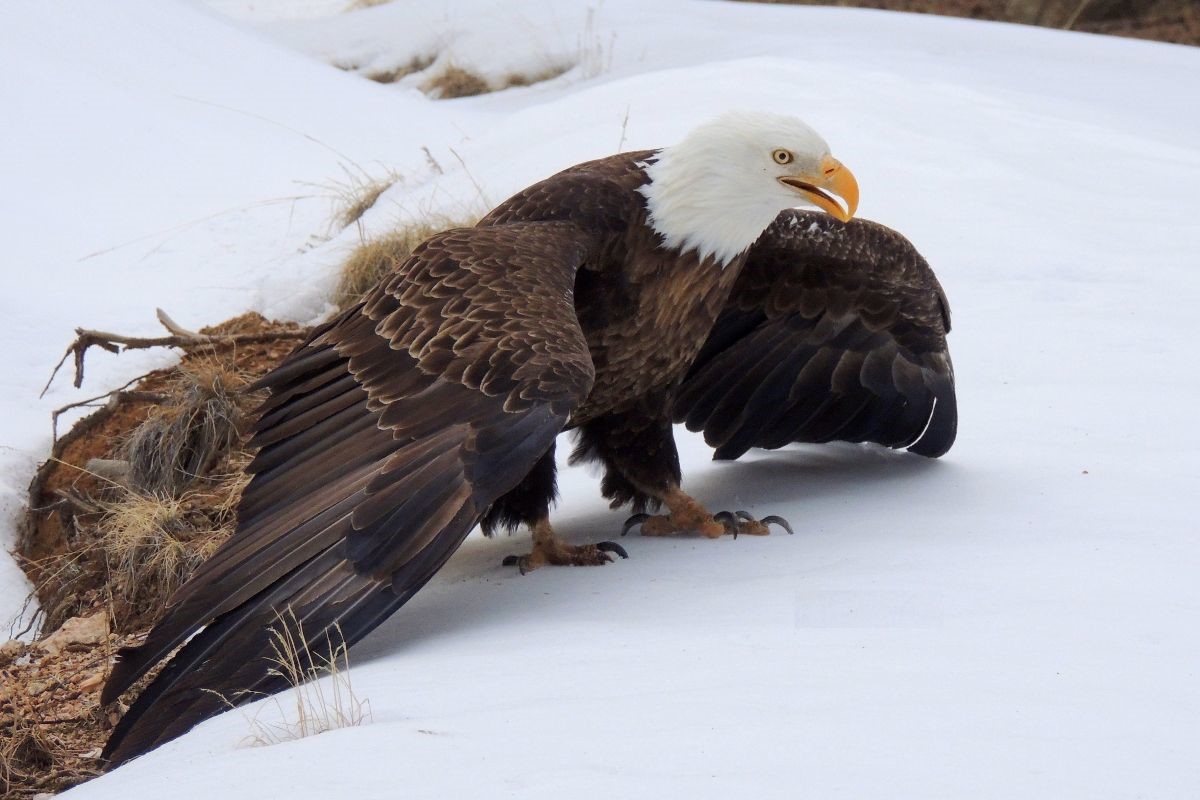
[3,0,1198,796]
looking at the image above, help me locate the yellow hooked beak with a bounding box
[778,155,859,222]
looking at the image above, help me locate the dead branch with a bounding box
[40,307,307,396]
[50,489,102,517]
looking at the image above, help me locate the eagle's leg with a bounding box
[572,402,725,538]
[622,487,795,538]
[633,484,727,538]
[572,402,793,539]
[489,442,627,574]
[502,517,627,575]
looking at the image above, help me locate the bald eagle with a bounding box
[100,112,955,764]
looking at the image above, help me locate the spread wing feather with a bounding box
[675,211,955,460]
[101,222,596,764]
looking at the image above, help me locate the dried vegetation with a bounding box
[333,212,480,310]
[4,313,304,797]
[4,204,466,793]
[235,612,370,747]
[743,0,1200,46]
[342,53,572,98]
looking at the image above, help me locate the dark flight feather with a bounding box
[675,210,956,459]
[101,222,597,764]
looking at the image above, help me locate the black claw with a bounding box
[735,510,756,522]
[501,554,530,573]
[713,511,738,537]
[760,515,795,535]
[622,513,650,537]
[596,541,629,559]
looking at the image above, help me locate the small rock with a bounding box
[78,672,105,691]
[28,680,50,697]
[38,611,110,656]
[0,639,25,668]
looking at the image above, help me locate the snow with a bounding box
[1,0,1198,796]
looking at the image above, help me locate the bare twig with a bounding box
[40,308,307,396]
[51,389,168,445]
[617,105,631,153]
[447,147,491,209]
[421,145,445,176]
[154,308,200,338]
[51,489,102,516]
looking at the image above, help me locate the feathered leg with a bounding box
[573,400,792,539]
[502,517,627,574]
[487,442,627,573]
[623,487,793,538]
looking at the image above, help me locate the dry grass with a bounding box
[216,610,370,748]
[421,62,573,99]
[365,54,435,85]
[331,170,404,229]
[3,314,304,797]
[503,61,573,88]
[96,490,230,627]
[333,212,480,310]
[23,324,277,638]
[339,51,573,98]
[736,0,1200,45]
[124,360,247,496]
[0,713,56,798]
[421,64,491,99]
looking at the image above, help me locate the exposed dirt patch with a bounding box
[739,0,1199,46]
[5,312,307,798]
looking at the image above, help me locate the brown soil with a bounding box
[4,312,306,798]
[740,0,1200,46]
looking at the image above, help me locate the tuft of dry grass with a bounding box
[333,213,480,310]
[96,489,229,627]
[124,360,248,496]
[339,51,573,98]
[365,54,435,85]
[0,714,55,798]
[503,61,573,88]
[332,171,402,229]
[421,64,491,99]
[216,610,370,748]
[734,0,1200,45]
[8,313,302,797]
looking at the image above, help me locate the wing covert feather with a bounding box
[101,222,596,764]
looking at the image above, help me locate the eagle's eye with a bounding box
[772,149,794,165]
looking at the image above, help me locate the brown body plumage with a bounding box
[101,120,955,765]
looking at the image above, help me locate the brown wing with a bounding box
[101,222,597,765]
[674,210,955,460]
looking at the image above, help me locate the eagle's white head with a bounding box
[638,111,859,267]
